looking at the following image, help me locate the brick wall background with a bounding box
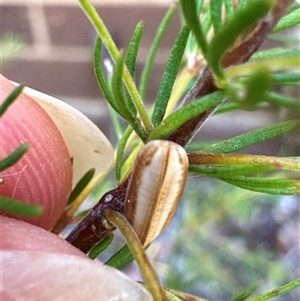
[1,0,298,153]
[1,0,180,139]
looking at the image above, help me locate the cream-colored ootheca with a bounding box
[124,140,189,246]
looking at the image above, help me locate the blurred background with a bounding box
[1,0,299,300]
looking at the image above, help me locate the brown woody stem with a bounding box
[168,0,292,147]
[66,178,129,253]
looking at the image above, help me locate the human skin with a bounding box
[0,75,152,301]
[0,74,73,229]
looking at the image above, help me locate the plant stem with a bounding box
[105,209,168,301]
[168,0,293,147]
[248,279,300,301]
[78,0,154,134]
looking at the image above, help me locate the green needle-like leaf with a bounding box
[105,244,134,269]
[0,143,29,172]
[0,84,24,117]
[79,0,153,133]
[152,25,190,127]
[251,47,300,61]
[93,37,118,111]
[265,91,300,111]
[202,120,299,154]
[150,91,224,140]
[224,0,234,18]
[124,21,144,118]
[189,164,275,177]
[0,196,43,218]
[139,6,176,101]
[67,168,95,205]
[180,0,209,55]
[215,102,250,114]
[89,233,114,260]
[112,53,135,121]
[220,177,299,195]
[273,8,300,33]
[237,0,255,11]
[271,72,300,84]
[210,0,223,34]
[111,54,148,141]
[126,21,144,80]
[248,278,300,301]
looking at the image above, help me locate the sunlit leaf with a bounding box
[251,47,300,61]
[226,56,300,79]
[189,164,275,177]
[150,91,224,140]
[180,0,209,55]
[152,25,190,127]
[273,8,300,32]
[202,120,299,153]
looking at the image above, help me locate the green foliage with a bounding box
[0,143,29,172]
[67,168,95,205]
[89,233,114,260]
[164,179,299,299]
[4,0,299,300]
[150,91,225,140]
[273,7,300,32]
[0,196,43,217]
[152,25,190,127]
[201,120,299,153]
[77,0,300,299]
[139,6,176,100]
[0,84,24,116]
[105,243,134,269]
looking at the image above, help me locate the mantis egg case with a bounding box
[124,140,188,246]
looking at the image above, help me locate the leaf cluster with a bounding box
[76,0,300,299]
[2,0,299,300]
[84,0,300,194]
